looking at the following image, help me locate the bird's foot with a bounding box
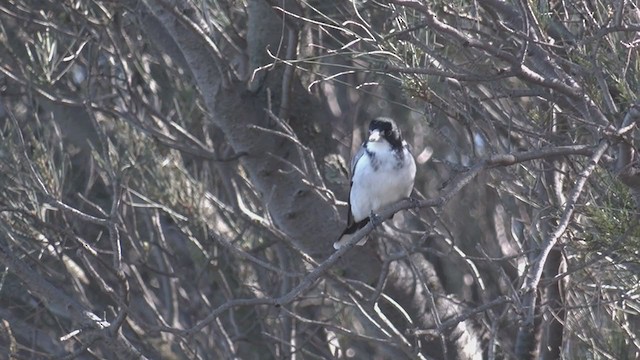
[406,197,421,207]
[369,211,382,228]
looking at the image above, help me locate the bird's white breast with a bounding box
[349,141,416,222]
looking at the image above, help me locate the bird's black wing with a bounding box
[341,145,370,236]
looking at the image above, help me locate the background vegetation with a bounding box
[1,0,640,359]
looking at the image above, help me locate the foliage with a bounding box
[1,0,640,359]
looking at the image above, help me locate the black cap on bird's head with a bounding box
[368,117,403,149]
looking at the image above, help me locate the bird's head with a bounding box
[368,117,403,149]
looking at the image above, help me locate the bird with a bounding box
[333,117,417,249]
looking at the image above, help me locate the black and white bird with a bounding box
[334,117,417,249]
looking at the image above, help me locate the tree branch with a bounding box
[514,138,618,358]
[0,235,147,359]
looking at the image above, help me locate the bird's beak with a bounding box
[368,129,382,142]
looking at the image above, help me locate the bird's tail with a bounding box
[333,219,369,249]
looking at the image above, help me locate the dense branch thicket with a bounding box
[1,0,640,359]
